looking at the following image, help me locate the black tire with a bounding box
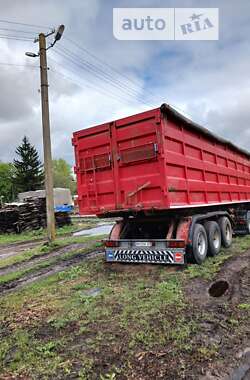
[204,221,221,256]
[218,217,233,248]
[192,224,208,264]
[247,220,250,234]
[247,212,250,235]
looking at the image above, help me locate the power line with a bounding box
[64,37,192,117]
[53,48,154,107]
[66,45,153,104]
[0,19,51,30]
[52,46,155,107]
[65,37,144,91]
[65,36,162,104]
[49,66,123,105]
[0,34,33,41]
[49,58,150,107]
[55,45,154,106]
[64,38,159,105]
[0,27,39,35]
[49,62,133,106]
[52,48,191,119]
[0,62,39,68]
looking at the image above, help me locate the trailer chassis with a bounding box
[104,208,250,265]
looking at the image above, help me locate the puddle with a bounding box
[73,224,113,237]
[97,221,115,226]
[83,287,102,297]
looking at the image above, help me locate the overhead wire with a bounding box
[65,37,149,93]
[0,62,39,68]
[48,56,149,107]
[0,34,34,41]
[65,36,163,104]
[49,66,127,106]
[0,19,52,30]
[64,37,193,117]
[0,27,39,34]
[63,38,160,106]
[52,45,155,107]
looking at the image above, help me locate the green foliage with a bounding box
[13,136,44,192]
[53,158,76,194]
[36,341,58,357]
[0,162,15,202]
[0,220,95,245]
[238,303,250,310]
[197,345,219,359]
[100,373,116,380]
[185,235,250,280]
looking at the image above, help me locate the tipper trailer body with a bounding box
[73,104,250,265]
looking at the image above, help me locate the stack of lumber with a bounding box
[0,198,71,234]
[0,206,20,233]
[25,197,47,228]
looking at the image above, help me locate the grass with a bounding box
[0,233,104,270]
[0,235,105,286]
[0,217,100,245]
[0,256,191,378]
[238,303,250,310]
[0,233,249,379]
[185,235,250,280]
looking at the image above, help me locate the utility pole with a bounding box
[39,33,55,242]
[26,25,65,243]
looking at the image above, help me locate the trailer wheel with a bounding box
[247,220,250,234]
[246,212,250,234]
[218,217,233,247]
[192,224,208,264]
[204,221,221,256]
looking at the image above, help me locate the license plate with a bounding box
[134,241,152,247]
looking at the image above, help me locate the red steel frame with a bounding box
[72,104,250,216]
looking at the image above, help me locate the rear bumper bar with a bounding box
[105,248,185,264]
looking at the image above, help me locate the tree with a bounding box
[13,136,44,193]
[53,158,76,194]
[0,162,15,202]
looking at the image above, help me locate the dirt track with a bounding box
[0,244,104,295]
[0,240,44,260]
[186,249,250,380]
[0,242,93,276]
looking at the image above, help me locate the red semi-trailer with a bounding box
[72,104,250,265]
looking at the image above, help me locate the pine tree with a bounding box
[13,136,44,192]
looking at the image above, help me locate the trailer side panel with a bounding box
[73,105,250,216]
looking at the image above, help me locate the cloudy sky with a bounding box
[0,0,249,165]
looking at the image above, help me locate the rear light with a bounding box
[175,252,184,263]
[104,240,119,248]
[168,240,185,248]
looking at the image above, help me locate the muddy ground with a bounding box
[0,244,103,295]
[0,233,249,379]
